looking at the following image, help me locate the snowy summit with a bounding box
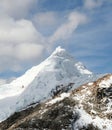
[0,47,111,130]
[0,47,95,122]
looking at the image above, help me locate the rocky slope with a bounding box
[0,74,112,130]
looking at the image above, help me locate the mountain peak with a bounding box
[0,46,95,122]
[51,46,73,59]
[53,46,64,53]
[49,46,92,75]
[52,46,65,54]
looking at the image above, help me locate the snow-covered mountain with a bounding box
[0,46,99,122]
[0,47,104,125]
[0,47,92,99]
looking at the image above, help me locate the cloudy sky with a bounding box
[0,0,112,84]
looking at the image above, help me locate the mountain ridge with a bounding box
[0,74,111,130]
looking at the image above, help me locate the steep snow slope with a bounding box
[0,47,100,122]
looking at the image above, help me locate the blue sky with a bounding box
[0,0,111,84]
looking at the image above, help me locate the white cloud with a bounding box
[49,12,88,43]
[0,43,44,60]
[33,12,58,27]
[0,16,43,43]
[0,14,45,57]
[84,0,102,9]
[0,1,89,74]
[0,0,37,18]
[0,79,7,85]
[0,14,45,72]
[32,11,62,36]
[0,77,16,85]
[15,43,44,60]
[0,0,105,76]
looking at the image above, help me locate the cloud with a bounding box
[0,1,89,75]
[0,43,44,60]
[0,0,110,77]
[0,0,37,18]
[15,43,44,60]
[0,15,45,58]
[0,77,16,85]
[0,14,45,73]
[33,12,58,27]
[0,16,43,43]
[32,11,63,36]
[0,79,7,85]
[84,0,102,9]
[49,12,88,43]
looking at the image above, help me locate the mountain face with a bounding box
[0,47,111,130]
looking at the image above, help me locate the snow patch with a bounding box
[46,93,70,105]
[74,108,112,130]
[75,62,92,75]
[99,75,112,88]
[88,82,93,86]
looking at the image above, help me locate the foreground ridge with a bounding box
[0,74,112,130]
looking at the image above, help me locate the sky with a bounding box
[0,0,111,84]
